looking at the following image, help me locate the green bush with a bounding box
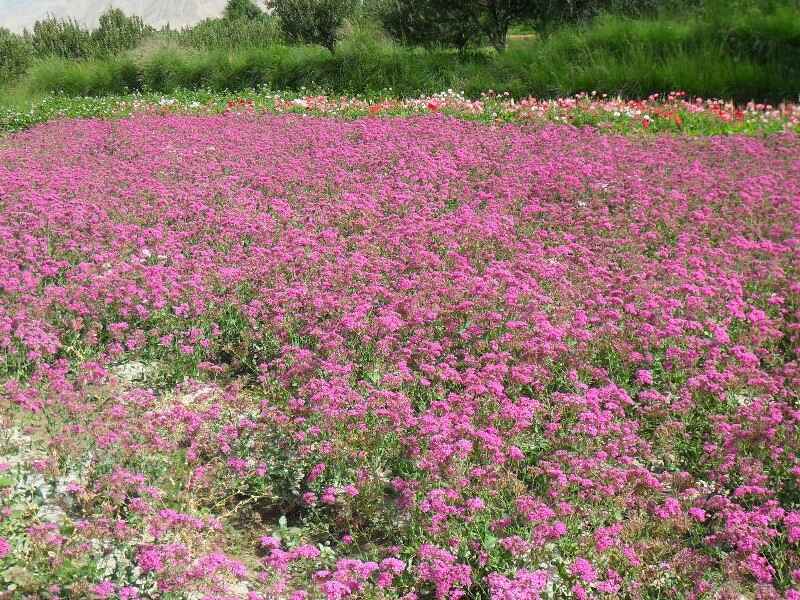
[267,0,358,53]
[31,16,96,59]
[0,28,33,83]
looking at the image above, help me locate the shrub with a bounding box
[267,0,358,53]
[31,16,96,59]
[92,8,151,56]
[0,27,33,82]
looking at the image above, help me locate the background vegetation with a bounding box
[1,0,799,102]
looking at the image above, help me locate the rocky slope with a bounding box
[2,0,229,33]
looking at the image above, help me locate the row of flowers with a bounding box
[1,88,799,135]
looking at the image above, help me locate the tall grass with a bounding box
[13,3,800,102]
[26,56,140,96]
[173,17,281,50]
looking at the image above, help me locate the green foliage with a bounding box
[267,0,359,53]
[224,0,265,20]
[30,16,96,59]
[0,28,33,83]
[375,0,663,51]
[92,8,151,56]
[26,56,139,96]
[10,1,800,103]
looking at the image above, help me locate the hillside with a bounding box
[1,0,228,33]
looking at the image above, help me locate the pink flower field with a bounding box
[1,112,799,599]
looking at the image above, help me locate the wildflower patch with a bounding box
[0,113,799,598]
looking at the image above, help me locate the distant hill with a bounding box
[1,0,230,33]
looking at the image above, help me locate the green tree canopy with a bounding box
[266,0,358,53]
[224,0,265,20]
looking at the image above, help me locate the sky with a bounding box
[1,0,229,33]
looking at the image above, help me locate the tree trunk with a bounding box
[482,1,510,53]
[490,21,508,53]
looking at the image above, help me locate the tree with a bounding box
[31,15,95,59]
[93,8,151,55]
[224,0,264,20]
[266,0,358,53]
[378,0,485,53]
[377,0,657,53]
[0,28,33,83]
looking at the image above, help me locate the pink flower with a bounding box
[487,569,549,599]
[636,369,654,385]
[307,463,326,483]
[570,558,598,583]
[137,547,163,572]
[744,553,774,583]
[466,497,485,512]
[688,507,707,522]
[119,588,139,600]
[260,536,282,549]
[508,446,524,461]
[91,581,115,599]
[0,537,10,559]
[655,497,681,520]
[572,582,590,600]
